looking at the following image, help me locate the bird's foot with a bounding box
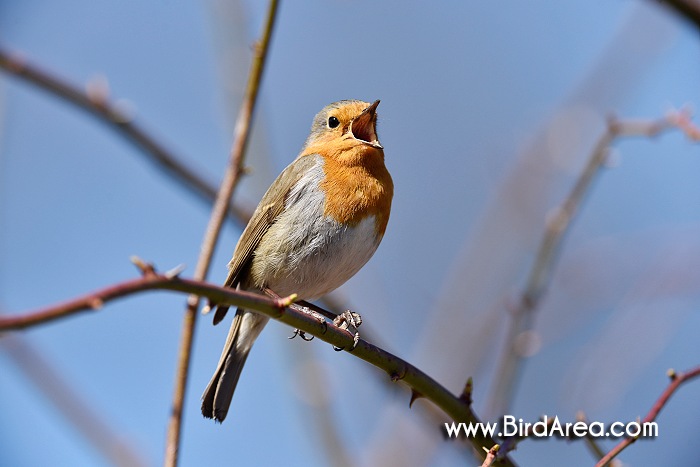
[333,310,362,351]
[288,305,329,341]
[288,328,314,341]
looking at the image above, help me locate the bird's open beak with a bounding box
[350,100,383,149]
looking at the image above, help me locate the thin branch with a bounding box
[488,109,700,416]
[574,412,607,463]
[0,271,515,466]
[595,365,700,466]
[480,444,500,467]
[0,48,253,226]
[0,275,290,332]
[163,1,279,466]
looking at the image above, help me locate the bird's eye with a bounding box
[327,116,340,128]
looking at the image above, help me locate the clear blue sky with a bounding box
[1,1,699,466]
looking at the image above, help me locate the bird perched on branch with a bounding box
[201,100,393,422]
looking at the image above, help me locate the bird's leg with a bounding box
[263,288,322,341]
[333,310,362,351]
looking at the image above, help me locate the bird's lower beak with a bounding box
[350,100,382,149]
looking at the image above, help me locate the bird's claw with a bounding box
[288,328,314,341]
[332,310,362,351]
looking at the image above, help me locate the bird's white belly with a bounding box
[252,214,380,300]
[248,161,382,299]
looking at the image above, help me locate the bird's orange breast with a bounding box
[302,140,393,237]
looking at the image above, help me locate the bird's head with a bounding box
[303,100,383,160]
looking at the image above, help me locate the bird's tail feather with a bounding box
[201,308,268,422]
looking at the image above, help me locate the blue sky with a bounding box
[1,1,699,466]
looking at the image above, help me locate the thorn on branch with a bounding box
[409,389,424,408]
[130,256,156,277]
[85,74,110,107]
[460,377,473,406]
[390,366,408,382]
[667,108,700,141]
[276,293,298,308]
[88,297,104,310]
[164,264,187,279]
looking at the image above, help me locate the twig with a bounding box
[0,274,291,332]
[0,271,515,466]
[0,48,251,225]
[575,412,613,465]
[595,365,700,467]
[488,109,700,417]
[480,444,500,467]
[163,1,279,466]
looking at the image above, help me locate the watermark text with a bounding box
[444,415,658,439]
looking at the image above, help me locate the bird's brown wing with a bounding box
[212,154,319,324]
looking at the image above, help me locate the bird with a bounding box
[201,99,393,422]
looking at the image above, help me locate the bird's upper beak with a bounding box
[350,100,382,149]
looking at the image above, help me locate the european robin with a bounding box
[201,99,393,422]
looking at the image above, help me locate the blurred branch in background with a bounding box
[576,412,616,465]
[653,0,700,30]
[164,0,279,465]
[367,7,680,465]
[0,332,147,467]
[0,14,353,467]
[0,28,355,321]
[488,110,700,416]
[290,343,354,467]
[0,266,515,466]
[595,365,700,466]
[0,48,252,225]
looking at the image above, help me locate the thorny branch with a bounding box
[488,109,700,417]
[0,266,514,466]
[2,13,699,464]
